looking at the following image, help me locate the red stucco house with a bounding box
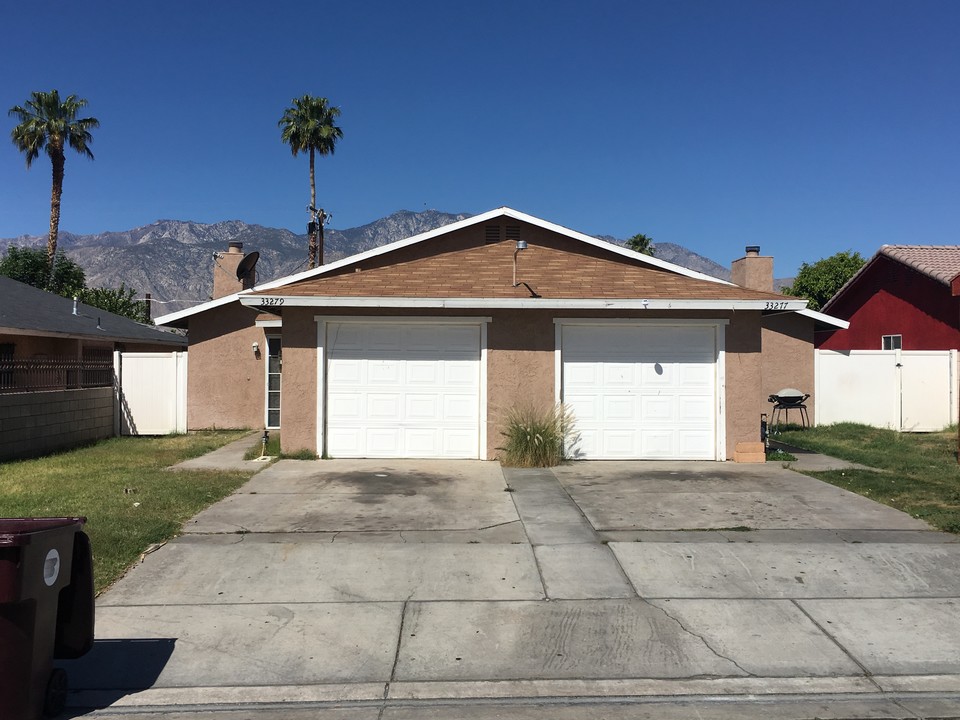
[157,208,835,461]
[817,245,960,351]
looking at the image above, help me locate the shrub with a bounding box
[499,404,574,467]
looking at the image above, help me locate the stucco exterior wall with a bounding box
[268,308,764,461]
[762,313,815,421]
[278,309,318,455]
[724,311,763,455]
[486,310,557,459]
[186,304,266,430]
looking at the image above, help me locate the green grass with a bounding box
[242,433,317,460]
[766,448,797,462]
[243,432,281,460]
[0,431,254,593]
[778,423,960,533]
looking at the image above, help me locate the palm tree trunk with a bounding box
[48,149,65,275]
[308,148,317,269]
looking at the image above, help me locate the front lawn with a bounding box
[0,431,253,592]
[778,423,960,533]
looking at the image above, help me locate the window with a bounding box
[882,334,902,350]
[265,336,282,428]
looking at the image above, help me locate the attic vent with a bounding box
[505,226,522,241]
[485,225,502,244]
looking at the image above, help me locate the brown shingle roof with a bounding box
[879,245,960,286]
[271,224,788,302]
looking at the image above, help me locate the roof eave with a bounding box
[238,295,807,311]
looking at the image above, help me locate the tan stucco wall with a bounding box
[762,313,815,422]
[724,312,764,455]
[486,310,557,458]
[186,304,267,430]
[278,309,318,455]
[186,305,771,461]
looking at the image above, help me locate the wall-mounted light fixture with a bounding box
[252,341,260,354]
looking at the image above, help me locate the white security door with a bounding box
[326,322,481,458]
[561,324,718,459]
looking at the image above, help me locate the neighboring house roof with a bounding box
[823,245,960,313]
[0,276,187,346]
[157,206,810,325]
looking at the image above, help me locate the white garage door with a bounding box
[561,324,718,460]
[325,322,481,458]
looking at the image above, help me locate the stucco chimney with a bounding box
[731,245,774,292]
[212,242,246,299]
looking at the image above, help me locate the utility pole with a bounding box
[307,206,330,268]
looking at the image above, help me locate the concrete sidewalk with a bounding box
[61,453,960,720]
[167,431,271,473]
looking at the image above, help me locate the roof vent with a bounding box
[485,225,501,244]
[745,245,760,256]
[505,225,522,241]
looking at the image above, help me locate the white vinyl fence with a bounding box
[114,351,188,435]
[815,350,958,431]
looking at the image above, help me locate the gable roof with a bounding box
[880,245,960,285]
[0,276,187,346]
[157,206,809,325]
[823,245,960,313]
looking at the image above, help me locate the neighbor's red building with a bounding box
[816,245,960,351]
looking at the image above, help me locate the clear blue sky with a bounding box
[2,0,958,276]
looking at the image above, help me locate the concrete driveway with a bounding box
[62,458,960,719]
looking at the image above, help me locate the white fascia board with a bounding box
[239,295,808,311]
[798,308,849,329]
[154,293,243,326]
[255,319,283,328]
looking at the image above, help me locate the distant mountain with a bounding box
[0,211,789,314]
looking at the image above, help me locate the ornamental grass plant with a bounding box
[499,404,574,467]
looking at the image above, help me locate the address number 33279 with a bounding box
[258,297,285,307]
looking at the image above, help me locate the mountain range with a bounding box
[0,210,789,315]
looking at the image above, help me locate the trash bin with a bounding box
[0,517,94,720]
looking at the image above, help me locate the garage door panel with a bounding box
[368,360,402,384]
[445,360,480,385]
[565,394,599,421]
[601,429,638,457]
[641,395,676,421]
[405,361,440,385]
[640,429,675,457]
[444,394,478,420]
[368,394,402,419]
[679,431,714,458]
[679,396,713,423]
[603,395,638,420]
[601,363,636,386]
[326,322,481,459]
[561,324,717,460]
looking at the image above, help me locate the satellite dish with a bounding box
[236,251,260,281]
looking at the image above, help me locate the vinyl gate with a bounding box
[815,350,958,431]
[114,351,188,435]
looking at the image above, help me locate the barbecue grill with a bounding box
[768,388,810,429]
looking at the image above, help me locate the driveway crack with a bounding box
[651,602,756,677]
[380,599,409,720]
[791,599,883,691]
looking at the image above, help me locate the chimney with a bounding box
[731,245,774,292]
[212,242,246,299]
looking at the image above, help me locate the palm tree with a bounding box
[626,233,655,256]
[8,90,99,272]
[278,95,343,268]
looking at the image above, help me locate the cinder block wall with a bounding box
[0,388,114,461]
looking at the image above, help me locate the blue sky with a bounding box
[2,0,958,276]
